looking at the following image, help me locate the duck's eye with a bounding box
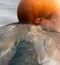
[35,18,41,24]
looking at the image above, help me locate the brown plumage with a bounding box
[17,0,60,32]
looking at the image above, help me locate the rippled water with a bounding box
[0,0,20,27]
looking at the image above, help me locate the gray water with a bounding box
[0,0,20,27]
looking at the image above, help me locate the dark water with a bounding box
[0,0,20,27]
[9,40,40,65]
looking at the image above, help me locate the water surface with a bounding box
[0,0,20,27]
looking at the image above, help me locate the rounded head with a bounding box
[17,0,57,24]
[17,0,60,32]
